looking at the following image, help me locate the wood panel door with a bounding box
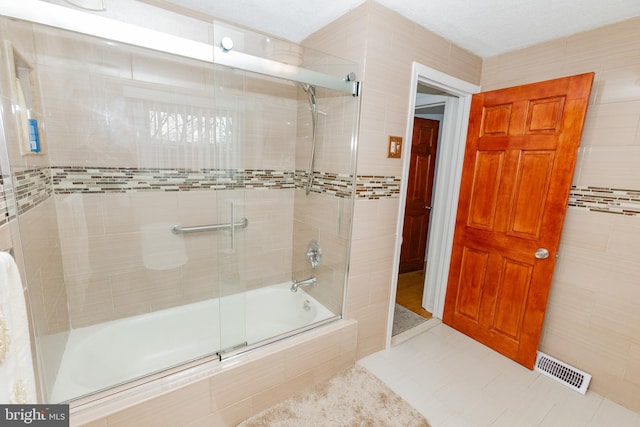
[442,73,594,369]
[399,117,439,273]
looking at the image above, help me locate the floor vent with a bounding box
[535,351,591,394]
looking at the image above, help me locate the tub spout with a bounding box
[291,276,317,292]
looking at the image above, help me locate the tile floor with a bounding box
[359,320,640,427]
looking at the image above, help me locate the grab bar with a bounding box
[171,218,248,235]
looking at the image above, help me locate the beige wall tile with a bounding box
[19,199,69,336]
[576,147,640,189]
[105,381,211,427]
[559,208,616,251]
[249,370,315,414]
[185,399,252,427]
[303,1,482,360]
[209,320,356,412]
[579,101,640,147]
[626,344,640,387]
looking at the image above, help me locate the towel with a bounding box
[0,251,37,403]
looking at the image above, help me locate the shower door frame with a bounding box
[0,0,358,97]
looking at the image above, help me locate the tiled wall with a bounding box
[11,164,372,328]
[307,1,640,415]
[0,18,70,353]
[0,15,362,333]
[0,10,363,412]
[482,16,640,412]
[304,1,483,359]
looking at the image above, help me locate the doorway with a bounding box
[394,103,444,333]
[387,63,479,345]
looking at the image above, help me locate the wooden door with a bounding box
[399,117,439,273]
[443,73,594,369]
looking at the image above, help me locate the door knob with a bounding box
[535,248,550,259]
[425,206,432,210]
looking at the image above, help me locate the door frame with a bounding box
[386,63,479,348]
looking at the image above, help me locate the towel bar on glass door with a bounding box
[171,218,248,235]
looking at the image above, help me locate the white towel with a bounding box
[0,252,37,403]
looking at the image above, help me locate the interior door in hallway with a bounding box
[443,73,594,369]
[399,117,439,274]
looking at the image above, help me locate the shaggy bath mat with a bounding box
[237,365,430,427]
[392,303,428,336]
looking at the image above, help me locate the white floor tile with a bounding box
[359,323,640,427]
[586,398,640,426]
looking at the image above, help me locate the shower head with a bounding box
[301,83,317,106]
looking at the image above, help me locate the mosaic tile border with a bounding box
[0,166,362,221]
[569,186,640,216]
[0,174,11,227]
[51,167,297,194]
[4,168,640,226]
[1,168,402,221]
[296,171,354,199]
[13,168,53,215]
[356,175,402,199]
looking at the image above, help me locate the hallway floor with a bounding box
[396,269,432,319]
[360,320,640,427]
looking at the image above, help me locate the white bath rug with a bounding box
[237,364,430,426]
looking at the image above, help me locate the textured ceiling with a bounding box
[165,0,640,57]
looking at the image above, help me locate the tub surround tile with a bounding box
[73,320,357,427]
[105,380,212,427]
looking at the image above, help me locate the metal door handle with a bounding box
[425,206,432,210]
[535,248,550,259]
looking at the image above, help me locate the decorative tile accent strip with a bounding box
[569,186,640,216]
[13,168,53,215]
[5,166,639,223]
[355,175,401,199]
[51,167,296,194]
[295,171,354,198]
[0,174,10,227]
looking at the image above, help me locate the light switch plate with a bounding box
[387,136,402,158]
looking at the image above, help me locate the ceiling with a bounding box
[165,0,640,58]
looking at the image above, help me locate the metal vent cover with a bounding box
[535,351,592,394]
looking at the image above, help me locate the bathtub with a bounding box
[47,282,335,403]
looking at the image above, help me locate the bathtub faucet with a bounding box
[290,276,317,292]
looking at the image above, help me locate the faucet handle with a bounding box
[306,240,322,268]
